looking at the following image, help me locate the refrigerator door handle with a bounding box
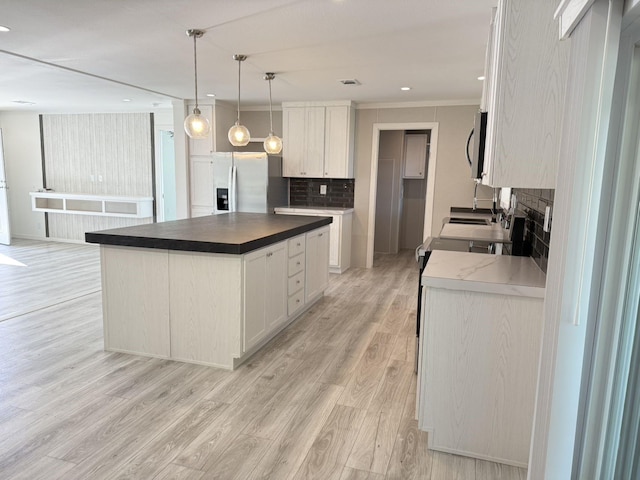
[229,164,237,212]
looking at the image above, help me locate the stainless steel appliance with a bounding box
[414,236,493,372]
[466,111,488,179]
[211,152,288,214]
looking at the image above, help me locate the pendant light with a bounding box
[228,54,250,146]
[263,73,283,155]
[184,29,211,139]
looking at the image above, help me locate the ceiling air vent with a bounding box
[338,79,360,86]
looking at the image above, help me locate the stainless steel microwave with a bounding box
[470,111,487,179]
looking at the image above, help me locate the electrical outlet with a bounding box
[98,175,103,182]
[320,185,327,195]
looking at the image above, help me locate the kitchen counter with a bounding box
[422,250,545,298]
[274,206,354,215]
[275,206,353,274]
[439,222,511,244]
[85,212,331,254]
[418,250,545,466]
[89,213,331,370]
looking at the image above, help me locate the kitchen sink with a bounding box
[448,217,491,225]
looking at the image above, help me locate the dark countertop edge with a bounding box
[84,217,332,254]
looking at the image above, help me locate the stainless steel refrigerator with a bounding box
[212,152,288,214]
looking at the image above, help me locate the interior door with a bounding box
[0,129,10,245]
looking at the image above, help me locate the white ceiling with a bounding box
[0,0,497,113]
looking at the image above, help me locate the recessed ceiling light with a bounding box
[0,26,10,32]
[477,76,485,81]
[123,98,131,102]
[401,87,411,91]
[338,79,360,86]
[206,93,216,97]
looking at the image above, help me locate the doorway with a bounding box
[155,129,176,222]
[0,129,10,245]
[367,122,438,268]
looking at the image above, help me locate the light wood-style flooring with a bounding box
[0,239,527,479]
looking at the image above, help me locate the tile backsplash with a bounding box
[289,178,355,208]
[512,188,554,273]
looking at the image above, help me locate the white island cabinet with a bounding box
[275,207,353,274]
[418,250,546,468]
[87,213,331,370]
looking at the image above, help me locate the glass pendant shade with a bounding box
[263,72,282,154]
[184,108,211,139]
[184,29,210,140]
[228,121,250,146]
[229,54,250,147]
[264,133,282,154]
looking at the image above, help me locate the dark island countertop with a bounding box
[85,212,332,254]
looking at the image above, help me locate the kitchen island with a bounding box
[86,213,332,369]
[418,250,545,468]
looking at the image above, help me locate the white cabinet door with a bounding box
[243,241,287,352]
[304,107,326,177]
[328,219,340,268]
[190,157,213,214]
[403,134,428,179]
[244,249,268,352]
[482,0,567,188]
[324,105,355,178]
[306,226,330,302]
[265,242,287,330]
[187,104,214,156]
[283,107,306,177]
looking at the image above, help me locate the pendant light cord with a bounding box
[236,58,241,123]
[193,33,199,110]
[268,77,274,134]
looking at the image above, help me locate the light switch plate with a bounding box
[320,185,327,195]
[544,206,552,232]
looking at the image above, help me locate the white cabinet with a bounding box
[243,242,287,352]
[190,157,213,216]
[282,101,355,179]
[287,235,306,316]
[275,207,352,273]
[402,134,428,179]
[187,104,215,156]
[305,225,330,302]
[324,105,356,178]
[480,0,568,188]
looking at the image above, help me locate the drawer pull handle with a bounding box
[296,261,301,265]
[296,299,300,303]
[296,280,300,284]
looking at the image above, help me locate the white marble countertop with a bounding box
[275,206,354,215]
[422,250,546,298]
[439,223,511,244]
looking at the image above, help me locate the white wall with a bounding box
[351,104,494,267]
[0,112,45,240]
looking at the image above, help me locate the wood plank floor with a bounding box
[0,239,527,479]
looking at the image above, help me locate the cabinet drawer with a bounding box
[288,270,305,295]
[288,289,305,316]
[288,253,305,276]
[288,235,306,258]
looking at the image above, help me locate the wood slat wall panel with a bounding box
[41,113,154,241]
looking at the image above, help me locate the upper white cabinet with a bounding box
[282,101,355,179]
[481,0,568,188]
[403,134,428,179]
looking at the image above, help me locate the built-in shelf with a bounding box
[30,192,154,218]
